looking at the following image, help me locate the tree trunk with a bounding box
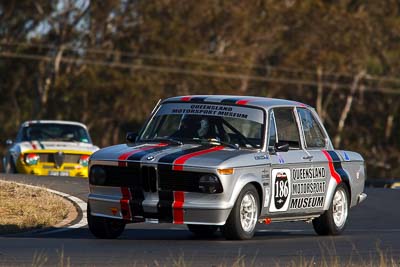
[333,71,366,148]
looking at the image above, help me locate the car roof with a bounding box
[161,95,311,109]
[21,120,88,129]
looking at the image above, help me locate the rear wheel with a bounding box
[313,183,349,235]
[222,184,259,240]
[187,224,219,237]
[87,204,126,239]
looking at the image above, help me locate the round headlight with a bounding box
[198,174,223,194]
[79,155,90,167]
[89,166,107,185]
[25,153,40,165]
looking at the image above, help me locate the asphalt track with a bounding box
[0,174,399,266]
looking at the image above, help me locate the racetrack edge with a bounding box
[0,180,87,236]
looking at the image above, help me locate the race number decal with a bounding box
[269,169,291,212]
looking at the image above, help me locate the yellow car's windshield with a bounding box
[20,124,91,143]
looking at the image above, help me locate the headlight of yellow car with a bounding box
[25,153,40,165]
[79,155,90,167]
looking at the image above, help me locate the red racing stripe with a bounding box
[31,142,37,150]
[322,150,341,184]
[181,96,192,101]
[118,143,167,167]
[235,99,250,105]
[172,146,224,171]
[173,191,185,224]
[120,187,132,221]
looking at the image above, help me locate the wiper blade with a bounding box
[142,138,183,145]
[202,138,239,150]
[163,138,183,145]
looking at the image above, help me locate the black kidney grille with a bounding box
[37,153,50,162]
[38,153,81,163]
[63,154,82,163]
[103,165,142,187]
[158,170,202,192]
[95,165,209,193]
[142,166,158,192]
[101,165,157,192]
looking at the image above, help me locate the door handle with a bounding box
[302,155,313,160]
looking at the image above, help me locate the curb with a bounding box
[0,180,87,236]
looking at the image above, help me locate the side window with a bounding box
[273,108,301,149]
[297,108,326,148]
[267,111,277,149]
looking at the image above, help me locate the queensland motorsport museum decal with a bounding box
[290,167,326,210]
[157,103,264,123]
[270,167,327,212]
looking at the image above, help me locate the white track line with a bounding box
[0,180,87,235]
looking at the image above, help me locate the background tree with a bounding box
[1,0,400,178]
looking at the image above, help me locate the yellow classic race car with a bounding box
[3,120,99,177]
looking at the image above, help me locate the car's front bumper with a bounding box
[88,185,232,225]
[357,192,367,204]
[16,161,89,177]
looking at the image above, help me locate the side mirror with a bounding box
[275,141,289,152]
[5,139,13,146]
[126,132,138,143]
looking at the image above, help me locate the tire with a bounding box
[4,157,16,174]
[187,224,219,237]
[313,183,349,236]
[222,184,259,240]
[87,203,126,239]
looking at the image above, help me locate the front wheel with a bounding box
[87,204,126,239]
[222,184,259,240]
[4,157,16,173]
[313,183,349,235]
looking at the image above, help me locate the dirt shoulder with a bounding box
[0,181,73,235]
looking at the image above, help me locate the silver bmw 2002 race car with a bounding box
[88,95,367,240]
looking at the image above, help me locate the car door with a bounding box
[266,107,314,215]
[295,107,333,213]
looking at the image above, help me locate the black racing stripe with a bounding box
[327,151,350,182]
[157,190,174,223]
[157,145,212,171]
[220,97,242,104]
[127,145,171,161]
[189,96,207,102]
[129,186,145,219]
[184,150,253,164]
[327,150,341,161]
[333,161,350,181]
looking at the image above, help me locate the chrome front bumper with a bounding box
[357,192,367,204]
[88,186,232,225]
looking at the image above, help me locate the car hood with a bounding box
[16,141,99,154]
[91,142,257,169]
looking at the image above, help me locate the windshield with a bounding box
[139,103,265,149]
[20,123,92,143]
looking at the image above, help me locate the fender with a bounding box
[323,169,351,211]
[322,178,338,211]
[227,172,263,211]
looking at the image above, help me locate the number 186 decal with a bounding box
[269,168,291,212]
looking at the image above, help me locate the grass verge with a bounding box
[0,181,69,234]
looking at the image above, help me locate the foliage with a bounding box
[1,0,400,178]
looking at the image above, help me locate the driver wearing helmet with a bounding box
[171,115,213,139]
[172,115,201,139]
[197,117,211,138]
